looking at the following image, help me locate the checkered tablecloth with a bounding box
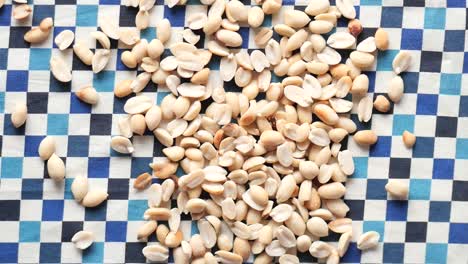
[0,0,467,263]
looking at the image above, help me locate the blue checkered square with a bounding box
[383,243,404,263]
[377,50,399,71]
[352,157,368,179]
[426,243,448,264]
[76,5,98,26]
[381,7,403,28]
[0,49,7,70]
[449,224,468,243]
[446,0,466,7]
[40,243,61,263]
[340,243,361,263]
[0,244,18,264]
[460,96,468,116]
[0,92,4,113]
[369,136,391,157]
[392,114,414,135]
[416,94,438,115]
[444,30,465,52]
[64,178,74,200]
[29,49,51,71]
[82,242,104,263]
[363,221,385,241]
[440,73,461,95]
[128,200,146,221]
[70,94,92,113]
[47,114,69,135]
[401,29,423,50]
[19,221,41,242]
[22,179,43,199]
[386,200,408,221]
[413,137,434,157]
[429,201,451,222]
[6,71,28,92]
[67,136,90,157]
[32,5,55,26]
[424,8,446,29]
[42,200,64,221]
[402,72,419,93]
[106,221,127,241]
[0,5,12,26]
[366,179,388,200]
[94,71,116,92]
[433,159,454,179]
[409,179,431,200]
[1,157,23,179]
[456,139,468,159]
[85,205,107,221]
[360,0,381,4]
[24,136,43,157]
[88,158,110,178]
[163,6,185,27]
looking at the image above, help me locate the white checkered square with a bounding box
[367,157,390,179]
[18,243,41,264]
[106,200,129,221]
[446,8,466,30]
[426,222,450,243]
[22,157,46,179]
[40,221,63,242]
[451,201,468,222]
[61,242,83,264]
[28,71,52,92]
[422,29,445,52]
[414,115,436,137]
[83,221,106,242]
[65,157,89,178]
[42,179,66,199]
[0,179,22,200]
[109,157,132,179]
[437,95,460,117]
[371,114,394,136]
[48,92,72,114]
[0,221,19,242]
[62,200,86,221]
[344,178,367,200]
[404,243,426,264]
[89,136,111,157]
[19,200,43,221]
[402,7,424,28]
[7,49,30,70]
[410,158,433,179]
[68,114,91,135]
[363,200,387,221]
[407,200,429,221]
[430,179,453,201]
[441,52,464,73]
[447,244,468,264]
[2,135,25,157]
[104,242,126,263]
[433,137,457,158]
[54,5,78,27]
[360,243,383,263]
[384,221,406,242]
[0,27,11,48]
[391,136,413,157]
[359,6,382,27]
[454,159,468,181]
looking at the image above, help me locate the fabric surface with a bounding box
[0,0,468,263]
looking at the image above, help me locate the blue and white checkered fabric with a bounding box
[0,0,468,263]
